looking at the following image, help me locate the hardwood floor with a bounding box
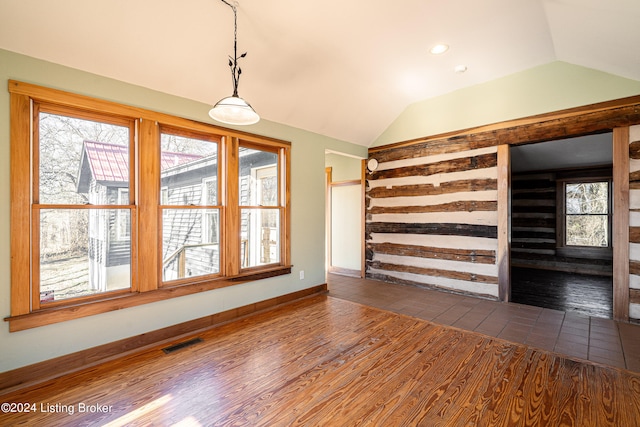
[511,267,613,319]
[2,295,639,426]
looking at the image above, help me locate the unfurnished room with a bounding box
[1,1,640,425]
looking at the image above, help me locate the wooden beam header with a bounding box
[370,95,640,158]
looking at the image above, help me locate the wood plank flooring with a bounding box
[2,296,639,426]
[511,267,613,319]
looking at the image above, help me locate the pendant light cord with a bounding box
[219,0,244,98]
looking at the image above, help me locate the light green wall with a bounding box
[373,61,640,147]
[325,153,363,182]
[0,49,366,373]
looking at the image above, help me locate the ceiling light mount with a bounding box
[429,44,449,55]
[209,0,260,125]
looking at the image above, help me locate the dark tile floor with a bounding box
[327,273,640,373]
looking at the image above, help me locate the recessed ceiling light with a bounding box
[429,44,449,55]
[454,65,468,73]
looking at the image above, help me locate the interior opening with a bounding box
[325,151,365,278]
[510,132,614,319]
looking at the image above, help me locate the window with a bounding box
[8,81,291,331]
[557,172,612,257]
[564,181,609,247]
[36,108,134,305]
[239,145,281,268]
[160,129,221,282]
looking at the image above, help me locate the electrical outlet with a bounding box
[299,270,305,280]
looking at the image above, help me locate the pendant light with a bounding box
[209,0,260,125]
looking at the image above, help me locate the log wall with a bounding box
[628,124,640,321]
[511,171,613,276]
[365,143,499,298]
[367,95,640,318]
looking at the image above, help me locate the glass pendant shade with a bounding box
[208,96,260,126]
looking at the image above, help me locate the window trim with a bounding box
[116,188,132,241]
[556,169,613,259]
[7,80,291,332]
[158,126,223,286]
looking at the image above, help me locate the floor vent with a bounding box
[162,337,203,354]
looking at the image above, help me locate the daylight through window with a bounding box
[564,181,611,248]
[9,81,291,331]
[37,110,134,304]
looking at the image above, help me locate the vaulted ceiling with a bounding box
[1,0,639,146]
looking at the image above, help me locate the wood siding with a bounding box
[629,124,640,321]
[511,171,613,276]
[367,96,640,320]
[366,146,499,298]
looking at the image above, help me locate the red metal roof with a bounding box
[161,151,203,171]
[83,141,202,182]
[84,141,129,182]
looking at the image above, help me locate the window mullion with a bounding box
[138,119,160,292]
[226,136,241,275]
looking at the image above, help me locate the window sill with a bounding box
[4,266,292,332]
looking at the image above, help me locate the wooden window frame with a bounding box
[556,169,613,260]
[158,126,224,287]
[7,80,291,332]
[237,141,286,272]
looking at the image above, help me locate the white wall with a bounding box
[331,184,362,271]
[325,153,364,273]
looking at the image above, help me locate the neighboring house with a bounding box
[76,140,278,289]
[77,140,206,289]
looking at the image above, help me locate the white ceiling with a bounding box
[1,0,639,147]
[511,133,613,172]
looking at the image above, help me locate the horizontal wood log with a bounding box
[366,272,500,301]
[630,181,640,190]
[512,241,556,250]
[369,97,640,161]
[368,242,495,264]
[370,137,497,163]
[629,140,640,160]
[369,260,499,284]
[370,153,496,180]
[512,204,555,214]
[367,222,497,238]
[512,218,555,228]
[498,108,640,146]
[629,260,640,276]
[556,167,612,180]
[510,191,556,200]
[512,230,556,240]
[631,289,640,305]
[630,170,640,182]
[367,178,497,199]
[368,200,497,215]
[630,227,640,244]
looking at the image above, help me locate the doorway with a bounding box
[325,151,365,278]
[509,133,614,318]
